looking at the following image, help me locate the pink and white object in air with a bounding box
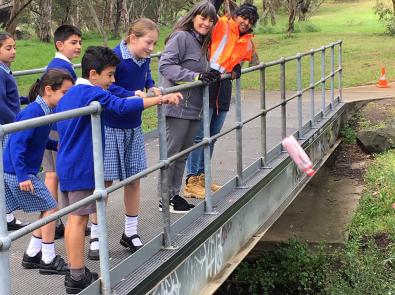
[282,135,316,177]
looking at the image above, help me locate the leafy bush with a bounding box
[340,124,358,144]
[232,239,328,294]
[302,22,322,33]
[374,1,395,35]
[325,240,395,294]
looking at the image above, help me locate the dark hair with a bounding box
[28,69,74,102]
[166,1,217,53]
[235,3,259,26]
[54,25,82,51]
[0,32,13,47]
[81,46,120,79]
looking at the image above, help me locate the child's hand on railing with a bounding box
[162,93,183,105]
[19,179,35,193]
[135,90,147,98]
[147,87,162,96]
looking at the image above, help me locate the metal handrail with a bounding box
[12,52,162,77]
[0,40,343,295]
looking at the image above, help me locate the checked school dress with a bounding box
[103,41,149,181]
[3,96,57,213]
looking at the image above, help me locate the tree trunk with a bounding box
[112,0,122,39]
[262,0,277,26]
[287,0,297,35]
[392,0,395,16]
[37,0,52,42]
[87,1,108,46]
[6,0,33,37]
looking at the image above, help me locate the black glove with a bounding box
[231,64,241,80]
[199,69,221,84]
[209,69,221,81]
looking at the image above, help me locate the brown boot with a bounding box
[199,174,222,192]
[183,176,205,199]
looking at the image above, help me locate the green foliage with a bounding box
[233,239,328,294]
[325,240,395,294]
[340,124,358,144]
[374,1,395,35]
[350,150,395,238]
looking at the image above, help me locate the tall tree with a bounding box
[87,1,109,45]
[36,0,52,42]
[287,0,298,35]
[6,0,33,37]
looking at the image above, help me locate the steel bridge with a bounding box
[0,41,347,295]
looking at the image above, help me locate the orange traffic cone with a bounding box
[376,68,390,88]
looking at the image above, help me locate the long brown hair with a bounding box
[165,1,217,54]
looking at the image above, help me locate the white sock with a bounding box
[6,213,14,223]
[90,223,99,251]
[41,242,55,264]
[124,215,142,247]
[26,236,42,257]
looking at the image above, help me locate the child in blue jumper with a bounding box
[3,69,74,275]
[44,25,82,239]
[87,18,161,260]
[47,25,81,80]
[0,31,29,231]
[56,46,181,294]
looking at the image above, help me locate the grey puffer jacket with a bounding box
[159,30,209,120]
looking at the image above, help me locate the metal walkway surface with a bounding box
[8,91,343,295]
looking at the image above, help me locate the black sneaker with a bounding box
[159,195,195,214]
[64,267,98,294]
[120,233,143,253]
[7,218,29,231]
[39,255,69,275]
[22,251,42,269]
[54,220,65,240]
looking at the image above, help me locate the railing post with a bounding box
[235,78,244,187]
[321,46,326,117]
[310,49,315,127]
[280,58,286,140]
[338,41,343,102]
[203,85,214,213]
[90,102,111,295]
[157,98,172,248]
[259,66,268,167]
[0,129,11,295]
[296,54,303,138]
[330,43,335,110]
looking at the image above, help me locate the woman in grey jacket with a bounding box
[159,0,219,213]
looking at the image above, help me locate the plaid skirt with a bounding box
[104,126,147,181]
[1,134,9,149]
[4,173,57,213]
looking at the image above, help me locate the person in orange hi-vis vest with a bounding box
[184,1,259,199]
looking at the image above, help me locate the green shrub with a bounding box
[325,240,395,294]
[340,124,357,144]
[302,22,321,33]
[374,1,395,35]
[233,239,328,294]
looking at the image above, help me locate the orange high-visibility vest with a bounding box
[209,16,254,73]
